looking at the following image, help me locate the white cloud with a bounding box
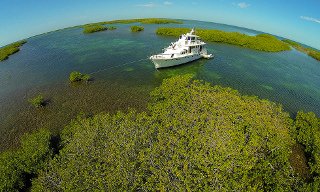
[300,16,320,24]
[234,2,250,9]
[136,1,173,8]
[136,2,157,8]
[164,1,173,5]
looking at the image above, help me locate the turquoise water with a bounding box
[0,20,319,150]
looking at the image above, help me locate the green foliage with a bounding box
[102,18,182,24]
[81,74,90,81]
[139,18,182,24]
[18,129,53,173]
[289,143,311,181]
[32,111,151,191]
[28,95,45,108]
[145,75,297,191]
[309,51,320,61]
[131,26,144,32]
[0,151,24,191]
[33,75,301,191]
[283,39,320,61]
[156,27,190,37]
[0,129,52,191]
[79,19,182,30]
[293,111,320,190]
[107,26,117,30]
[69,71,90,82]
[294,111,320,152]
[0,40,26,61]
[156,27,291,52]
[82,24,107,34]
[283,39,300,47]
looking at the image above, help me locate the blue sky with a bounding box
[1,0,319,49]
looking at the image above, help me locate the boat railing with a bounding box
[152,54,174,59]
[184,40,203,45]
[152,52,194,59]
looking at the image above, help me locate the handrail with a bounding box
[151,52,199,59]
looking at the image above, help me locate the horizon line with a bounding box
[1,17,318,51]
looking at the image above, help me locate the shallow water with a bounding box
[0,20,319,150]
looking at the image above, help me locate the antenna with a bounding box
[191,27,196,35]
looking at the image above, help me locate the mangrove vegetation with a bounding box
[1,75,320,191]
[28,95,45,108]
[82,24,107,34]
[292,111,320,190]
[156,27,291,52]
[78,18,182,30]
[283,39,320,61]
[0,129,52,191]
[131,26,144,32]
[69,71,90,82]
[0,40,26,61]
[107,26,117,30]
[82,24,118,34]
[102,18,182,25]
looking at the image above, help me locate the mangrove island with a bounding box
[28,95,46,108]
[0,40,27,61]
[283,39,320,61]
[101,18,182,25]
[131,26,144,32]
[156,27,291,52]
[1,75,320,191]
[69,71,91,82]
[82,24,107,34]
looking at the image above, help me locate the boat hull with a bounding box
[151,54,202,69]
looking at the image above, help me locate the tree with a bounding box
[131,26,144,32]
[69,71,90,83]
[0,129,52,191]
[142,75,298,191]
[28,95,45,108]
[32,75,301,191]
[293,111,320,191]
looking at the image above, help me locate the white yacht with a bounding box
[150,28,213,69]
